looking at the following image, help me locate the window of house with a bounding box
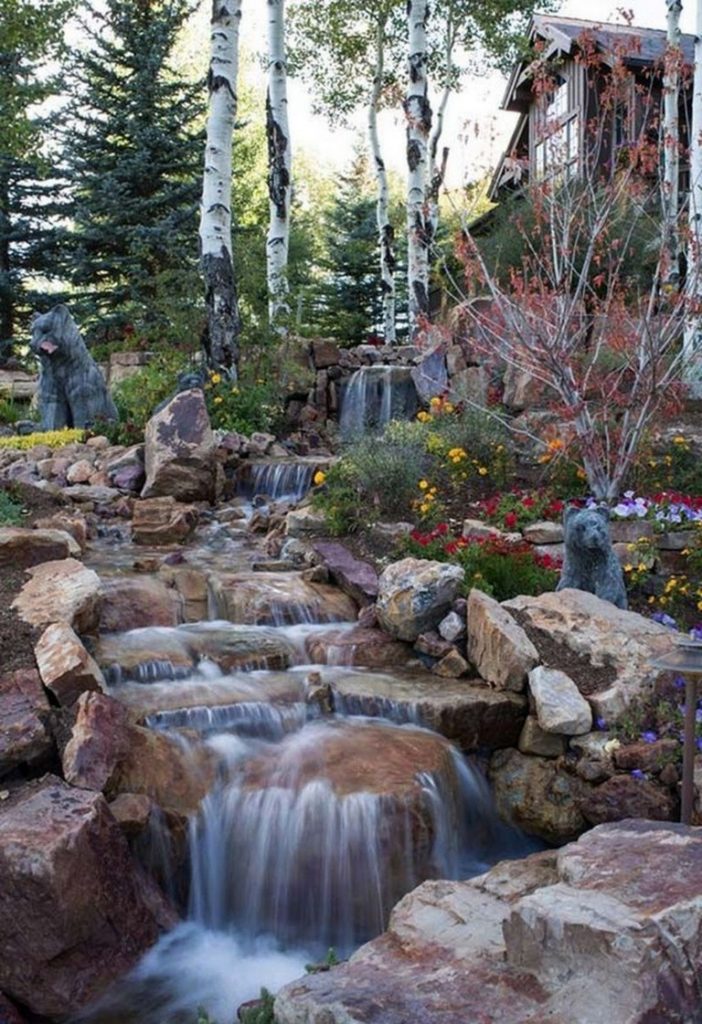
[533,75,579,182]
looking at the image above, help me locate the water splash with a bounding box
[237,461,317,503]
[146,701,307,740]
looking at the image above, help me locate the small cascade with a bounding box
[145,700,307,740]
[236,461,316,504]
[187,719,508,952]
[332,690,423,725]
[339,365,419,439]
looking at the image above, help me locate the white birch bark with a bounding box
[266,0,292,333]
[663,0,682,285]
[368,15,396,345]
[427,14,455,250]
[405,0,432,337]
[199,0,242,377]
[684,0,702,395]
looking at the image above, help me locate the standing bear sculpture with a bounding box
[556,505,628,609]
[30,304,118,430]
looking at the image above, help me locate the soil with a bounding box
[510,607,617,697]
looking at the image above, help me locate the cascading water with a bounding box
[78,562,536,1024]
[236,461,317,504]
[339,365,419,439]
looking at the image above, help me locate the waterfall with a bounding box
[236,461,316,503]
[339,365,419,439]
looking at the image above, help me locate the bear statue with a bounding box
[30,304,118,430]
[557,504,628,609]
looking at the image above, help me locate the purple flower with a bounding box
[631,769,646,780]
[641,730,658,744]
[674,676,686,690]
[697,738,702,752]
[651,611,678,629]
[691,626,702,643]
[595,716,607,730]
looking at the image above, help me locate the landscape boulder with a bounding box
[376,557,464,642]
[12,558,101,632]
[0,668,52,777]
[141,388,219,502]
[528,665,592,735]
[0,526,80,569]
[0,776,172,1018]
[132,495,199,545]
[467,589,539,692]
[34,622,105,705]
[312,541,379,606]
[98,576,182,633]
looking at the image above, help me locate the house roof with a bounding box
[501,14,696,113]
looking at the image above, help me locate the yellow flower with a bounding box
[430,397,442,408]
[673,435,687,444]
[231,386,239,395]
[623,564,633,573]
[419,480,429,490]
[213,396,223,405]
[648,595,656,604]
[637,562,647,572]
[313,470,326,486]
[417,411,431,423]
[576,468,587,480]
[698,599,702,611]
[478,466,488,476]
[210,372,222,385]
[443,402,454,413]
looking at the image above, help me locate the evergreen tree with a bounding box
[64,0,204,344]
[0,0,74,353]
[315,151,383,344]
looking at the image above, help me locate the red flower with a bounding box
[504,511,518,529]
[522,496,535,508]
[436,522,449,536]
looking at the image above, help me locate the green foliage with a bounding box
[0,488,25,526]
[108,350,192,444]
[305,948,342,973]
[0,0,75,346]
[239,988,276,1024]
[0,397,20,425]
[63,0,204,340]
[204,370,284,437]
[629,433,702,497]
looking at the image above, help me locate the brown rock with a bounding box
[208,570,357,625]
[579,774,677,825]
[62,692,214,816]
[34,622,105,706]
[66,459,94,485]
[159,565,209,621]
[612,738,679,774]
[0,527,80,569]
[312,540,379,606]
[518,716,567,758]
[467,589,539,692]
[376,558,464,642]
[310,338,340,369]
[432,649,470,678]
[0,668,52,777]
[12,558,101,632]
[34,511,88,550]
[305,627,414,670]
[109,793,154,837]
[522,521,564,545]
[0,776,172,1017]
[141,388,219,502]
[132,495,199,546]
[414,630,454,659]
[98,576,181,633]
[490,747,589,844]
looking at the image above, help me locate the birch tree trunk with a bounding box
[405,0,432,338]
[199,0,242,377]
[427,14,455,253]
[368,15,396,345]
[663,0,682,285]
[266,0,292,334]
[684,0,702,395]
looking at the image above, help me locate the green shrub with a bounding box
[204,371,283,436]
[107,351,193,445]
[0,397,21,425]
[0,489,25,525]
[239,988,275,1024]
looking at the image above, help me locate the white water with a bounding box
[237,461,317,504]
[339,365,419,439]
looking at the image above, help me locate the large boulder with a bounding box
[331,671,527,751]
[62,692,215,816]
[141,389,219,502]
[410,344,448,401]
[467,589,539,692]
[0,668,53,777]
[276,821,702,1024]
[490,747,590,844]
[504,589,677,724]
[376,557,464,642]
[0,776,173,1018]
[11,558,101,632]
[0,527,80,569]
[34,621,105,706]
[579,774,677,825]
[98,576,182,633]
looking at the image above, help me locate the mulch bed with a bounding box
[510,607,617,697]
[0,565,38,674]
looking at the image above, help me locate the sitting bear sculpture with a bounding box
[557,505,628,609]
[30,305,118,431]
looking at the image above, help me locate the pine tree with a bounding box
[0,0,74,353]
[315,151,383,344]
[64,0,204,344]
